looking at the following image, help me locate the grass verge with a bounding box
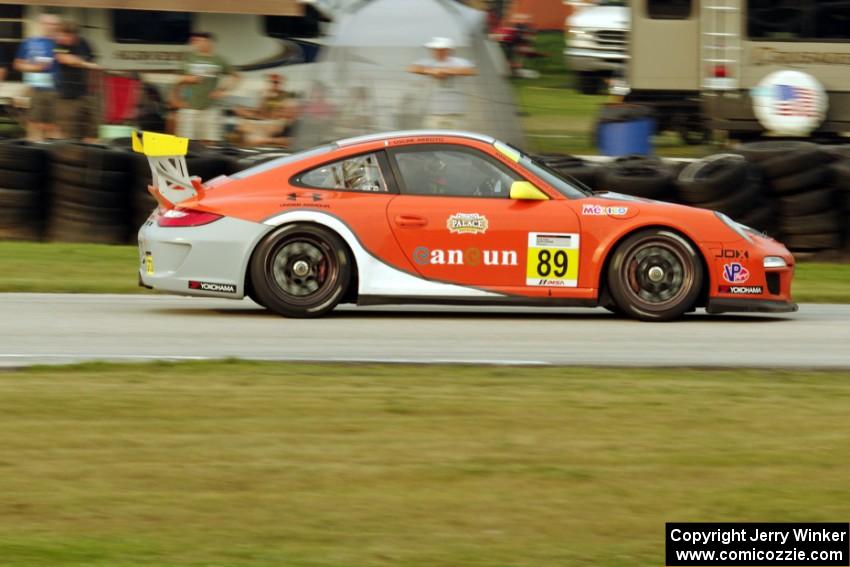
[513,32,712,157]
[1,241,848,302]
[1,361,850,566]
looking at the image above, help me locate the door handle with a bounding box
[394,215,428,228]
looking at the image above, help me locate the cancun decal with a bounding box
[412,246,517,266]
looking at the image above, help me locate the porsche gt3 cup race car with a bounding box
[135,130,797,321]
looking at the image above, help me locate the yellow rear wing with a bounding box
[132,131,204,209]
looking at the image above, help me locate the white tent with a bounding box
[293,0,526,149]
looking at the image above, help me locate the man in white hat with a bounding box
[408,36,477,130]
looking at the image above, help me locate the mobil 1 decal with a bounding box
[526,232,579,287]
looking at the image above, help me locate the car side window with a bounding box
[392,147,520,198]
[298,152,389,192]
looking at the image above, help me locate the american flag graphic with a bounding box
[774,84,818,117]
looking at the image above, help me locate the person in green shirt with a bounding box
[171,31,239,143]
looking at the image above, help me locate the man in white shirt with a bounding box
[408,36,477,130]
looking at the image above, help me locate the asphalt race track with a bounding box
[1,293,849,368]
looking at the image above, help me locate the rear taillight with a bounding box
[157,208,222,227]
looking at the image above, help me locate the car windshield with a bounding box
[492,141,592,199]
[231,144,335,179]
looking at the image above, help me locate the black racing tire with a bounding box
[533,154,599,189]
[606,229,704,322]
[770,166,832,195]
[48,216,128,244]
[52,182,129,209]
[612,154,663,167]
[697,179,762,218]
[783,231,842,251]
[0,140,50,172]
[735,140,816,162]
[577,72,604,95]
[249,224,352,318]
[51,199,129,225]
[759,147,833,179]
[737,202,777,233]
[676,157,751,204]
[0,206,40,225]
[185,154,232,182]
[0,187,41,209]
[598,164,674,199]
[554,165,599,190]
[778,186,837,217]
[779,210,841,236]
[0,169,44,191]
[830,159,850,185]
[51,142,134,171]
[52,163,130,191]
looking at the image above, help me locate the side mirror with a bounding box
[510,181,549,201]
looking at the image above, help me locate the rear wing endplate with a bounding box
[131,130,204,210]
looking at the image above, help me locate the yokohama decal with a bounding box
[188,280,237,293]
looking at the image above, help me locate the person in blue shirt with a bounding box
[13,13,61,141]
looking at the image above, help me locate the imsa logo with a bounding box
[189,280,237,294]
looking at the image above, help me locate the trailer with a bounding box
[0,0,322,104]
[627,0,850,141]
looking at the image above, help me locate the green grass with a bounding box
[1,39,844,567]
[0,241,848,301]
[513,32,712,157]
[1,361,849,566]
[792,262,850,303]
[0,241,143,294]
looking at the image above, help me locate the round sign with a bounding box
[751,70,828,136]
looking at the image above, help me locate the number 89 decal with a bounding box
[526,232,579,287]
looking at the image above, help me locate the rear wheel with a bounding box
[607,229,703,321]
[250,224,352,318]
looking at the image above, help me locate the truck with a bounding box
[627,0,850,141]
[563,0,628,95]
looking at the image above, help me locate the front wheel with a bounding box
[607,229,703,322]
[249,224,352,318]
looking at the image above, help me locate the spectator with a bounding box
[407,37,476,130]
[238,99,300,147]
[171,31,239,143]
[14,13,60,141]
[54,21,100,141]
[233,73,290,120]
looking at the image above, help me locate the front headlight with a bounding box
[715,211,753,244]
[568,28,595,42]
[764,256,788,268]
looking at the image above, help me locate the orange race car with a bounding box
[135,130,797,321]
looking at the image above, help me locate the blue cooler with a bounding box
[596,104,655,156]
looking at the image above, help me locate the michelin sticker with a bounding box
[526,232,579,287]
[447,213,488,235]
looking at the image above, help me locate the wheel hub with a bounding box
[292,260,311,277]
[647,266,665,283]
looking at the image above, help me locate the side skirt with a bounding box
[356,295,599,308]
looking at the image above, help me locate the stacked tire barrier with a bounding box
[676,154,774,234]
[0,141,50,240]
[48,142,137,244]
[737,141,843,254]
[537,144,848,256]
